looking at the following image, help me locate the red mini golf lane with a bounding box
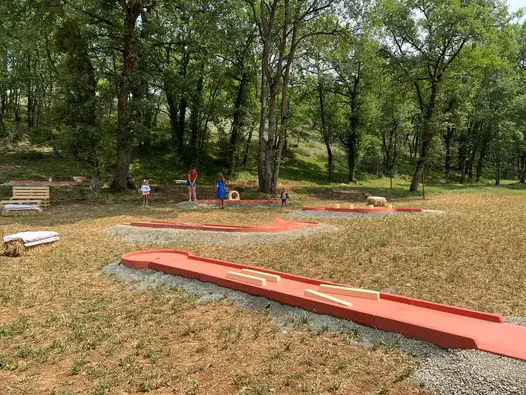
[302,206,422,213]
[196,199,281,205]
[121,250,526,361]
[130,218,319,233]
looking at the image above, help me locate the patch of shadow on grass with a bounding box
[103,262,526,395]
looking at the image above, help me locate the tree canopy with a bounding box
[0,0,524,191]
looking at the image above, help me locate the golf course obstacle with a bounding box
[130,217,319,233]
[120,249,526,361]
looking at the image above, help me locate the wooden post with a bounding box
[422,171,425,200]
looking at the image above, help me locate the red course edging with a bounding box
[129,218,319,233]
[120,249,526,361]
[302,206,422,213]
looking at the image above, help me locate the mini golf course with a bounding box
[121,249,526,361]
[130,217,319,233]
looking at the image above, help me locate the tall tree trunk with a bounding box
[520,151,526,183]
[112,1,142,190]
[444,126,454,180]
[410,131,431,192]
[27,53,34,132]
[257,62,267,192]
[229,72,248,177]
[475,126,490,182]
[382,121,399,177]
[175,51,189,154]
[189,66,205,159]
[347,132,358,183]
[269,9,299,194]
[346,74,360,183]
[410,83,437,192]
[0,49,6,136]
[265,84,277,192]
[165,82,179,146]
[0,91,5,136]
[317,77,333,182]
[495,132,501,186]
[198,81,220,155]
[242,126,254,167]
[163,48,179,146]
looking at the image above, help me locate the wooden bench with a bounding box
[0,186,50,208]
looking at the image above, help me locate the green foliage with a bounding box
[0,0,524,188]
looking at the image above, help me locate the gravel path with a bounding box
[104,262,526,395]
[291,209,445,220]
[104,224,336,246]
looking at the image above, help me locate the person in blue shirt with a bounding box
[141,180,151,206]
[216,172,226,209]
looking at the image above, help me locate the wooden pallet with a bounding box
[0,186,50,208]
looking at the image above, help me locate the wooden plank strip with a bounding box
[226,271,267,287]
[13,190,49,192]
[319,284,380,300]
[12,193,49,195]
[13,188,49,190]
[12,197,49,200]
[304,289,353,307]
[11,195,48,197]
[13,189,49,193]
[241,269,281,283]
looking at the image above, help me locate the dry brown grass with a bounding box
[1,188,524,393]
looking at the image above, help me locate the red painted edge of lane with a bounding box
[379,293,503,323]
[128,219,319,233]
[302,206,422,213]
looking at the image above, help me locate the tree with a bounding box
[379,0,507,191]
[248,0,337,193]
[54,19,111,194]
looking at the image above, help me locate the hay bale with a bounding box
[367,196,387,207]
[3,240,26,257]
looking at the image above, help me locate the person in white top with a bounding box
[141,180,151,206]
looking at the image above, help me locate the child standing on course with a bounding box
[216,172,227,209]
[187,168,198,201]
[280,189,289,207]
[141,180,151,206]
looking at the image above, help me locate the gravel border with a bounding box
[290,209,445,220]
[104,262,526,395]
[103,223,336,246]
[175,201,281,210]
